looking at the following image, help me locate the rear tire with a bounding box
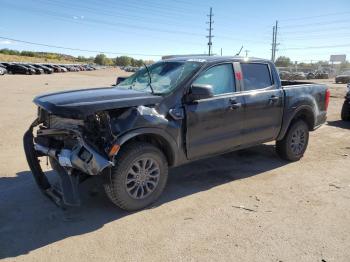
[276,120,309,161]
[341,101,350,121]
[104,142,168,211]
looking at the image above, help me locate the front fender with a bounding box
[116,127,181,166]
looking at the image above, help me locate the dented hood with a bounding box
[34,87,162,118]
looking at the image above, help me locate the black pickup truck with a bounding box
[24,56,329,211]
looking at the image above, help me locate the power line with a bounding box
[0,36,163,57]
[283,34,350,41]
[4,0,201,30]
[281,43,350,50]
[279,11,350,21]
[1,3,205,38]
[2,2,271,47]
[280,26,350,35]
[281,19,350,29]
[29,0,201,20]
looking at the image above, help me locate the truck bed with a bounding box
[281,80,314,86]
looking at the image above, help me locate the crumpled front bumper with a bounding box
[23,118,113,207]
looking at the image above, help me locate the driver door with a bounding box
[184,63,245,160]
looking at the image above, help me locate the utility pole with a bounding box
[271,20,279,62]
[206,7,214,56]
[220,48,222,56]
[245,50,250,57]
[274,20,278,61]
[271,25,275,61]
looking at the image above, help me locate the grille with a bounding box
[49,115,84,130]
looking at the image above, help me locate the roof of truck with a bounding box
[162,56,270,63]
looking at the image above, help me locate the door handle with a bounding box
[230,103,242,109]
[269,95,279,102]
[228,98,241,109]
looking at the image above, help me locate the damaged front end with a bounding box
[23,109,114,207]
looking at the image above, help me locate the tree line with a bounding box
[275,56,350,70]
[0,48,154,66]
[0,48,78,62]
[94,54,154,66]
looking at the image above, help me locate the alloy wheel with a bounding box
[125,157,160,200]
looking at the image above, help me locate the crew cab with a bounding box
[24,56,329,211]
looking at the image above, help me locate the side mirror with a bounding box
[116,76,127,85]
[188,84,214,101]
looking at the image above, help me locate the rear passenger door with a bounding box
[239,62,283,144]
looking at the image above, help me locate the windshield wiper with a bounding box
[143,63,154,94]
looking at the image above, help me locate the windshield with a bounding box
[117,61,202,94]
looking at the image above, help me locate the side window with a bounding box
[241,63,272,91]
[193,64,235,95]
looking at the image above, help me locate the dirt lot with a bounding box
[0,70,349,262]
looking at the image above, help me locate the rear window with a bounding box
[241,63,273,91]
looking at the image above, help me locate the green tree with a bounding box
[339,61,350,71]
[20,51,35,57]
[114,56,132,66]
[275,56,292,67]
[94,54,108,65]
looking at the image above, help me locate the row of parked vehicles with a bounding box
[120,66,141,72]
[279,70,329,80]
[0,62,98,75]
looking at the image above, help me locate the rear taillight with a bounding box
[325,89,330,111]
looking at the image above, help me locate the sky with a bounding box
[0,0,349,62]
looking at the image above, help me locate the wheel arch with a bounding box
[116,128,179,167]
[277,105,315,140]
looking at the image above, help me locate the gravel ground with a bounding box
[0,70,349,262]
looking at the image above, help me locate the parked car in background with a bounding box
[279,71,290,80]
[22,64,44,74]
[124,66,140,72]
[0,66,7,75]
[0,62,12,68]
[58,66,68,72]
[24,56,329,211]
[58,65,71,71]
[84,65,95,71]
[0,62,99,75]
[341,83,350,121]
[6,64,36,74]
[306,72,315,79]
[314,71,329,79]
[335,71,350,84]
[290,72,306,80]
[32,64,54,74]
[44,64,62,73]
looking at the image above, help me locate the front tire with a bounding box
[276,120,309,161]
[341,101,350,121]
[104,142,168,211]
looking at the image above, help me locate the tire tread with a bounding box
[104,142,168,211]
